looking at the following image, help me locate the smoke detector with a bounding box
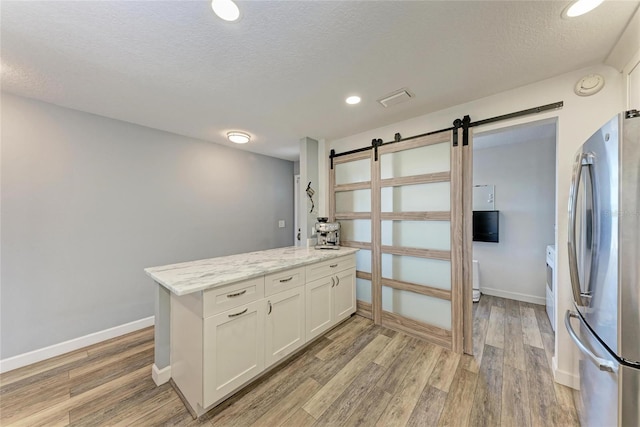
[377,88,414,108]
[574,74,605,97]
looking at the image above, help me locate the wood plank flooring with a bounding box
[0,295,578,426]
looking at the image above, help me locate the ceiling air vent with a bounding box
[377,88,414,108]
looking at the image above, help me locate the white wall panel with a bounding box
[381,182,450,212]
[335,159,370,185]
[381,142,450,179]
[335,189,371,213]
[381,254,451,290]
[382,286,451,329]
[356,278,372,303]
[339,219,371,242]
[381,220,450,250]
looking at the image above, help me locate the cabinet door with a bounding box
[265,286,305,368]
[334,269,356,323]
[305,276,334,341]
[203,300,265,407]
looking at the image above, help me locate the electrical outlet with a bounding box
[278,220,285,228]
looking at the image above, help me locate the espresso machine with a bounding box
[315,217,340,250]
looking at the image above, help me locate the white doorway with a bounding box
[471,119,557,315]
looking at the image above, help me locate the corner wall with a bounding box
[1,93,294,360]
[323,64,625,388]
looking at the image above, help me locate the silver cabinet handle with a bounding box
[227,289,247,298]
[565,311,617,373]
[336,276,340,286]
[331,277,335,287]
[268,301,272,315]
[279,276,293,283]
[228,308,248,318]
[329,264,338,268]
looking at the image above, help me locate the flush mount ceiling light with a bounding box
[345,95,361,105]
[562,0,604,18]
[211,0,240,22]
[227,131,250,144]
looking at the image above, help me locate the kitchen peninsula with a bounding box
[145,245,359,417]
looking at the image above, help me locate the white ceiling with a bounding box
[2,1,638,161]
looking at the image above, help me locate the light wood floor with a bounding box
[0,295,578,426]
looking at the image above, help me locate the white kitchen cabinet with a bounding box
[265,286,305,368]
[305,256,356,341]
[333,268,355,323]
[203,276,264,317]
[203,300,265,407]
[305,276,334,341]
[167,252,357,417]
[305,255,356,283]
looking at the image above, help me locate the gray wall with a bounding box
[473,136,555,302]
[1,93,294,359]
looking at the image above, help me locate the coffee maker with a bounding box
[315,217,340,250]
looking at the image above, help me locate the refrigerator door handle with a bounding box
[565,310,617,373]
[568,153,596,307]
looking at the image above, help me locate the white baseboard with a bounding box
[552,355,580,390]
[0,316,155,374]
[480,286,545,305]
[152,363,172,386]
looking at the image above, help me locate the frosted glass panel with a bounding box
[335,159,370,185]
[339,220,371,242]
[381,253,451,290]
[381,142,450,179]
[356,279,372,303]
[335,189,371,213]
[381,220,450,250]
[381,182,450,212]
[356,249,372,273]
[382,286,451,329]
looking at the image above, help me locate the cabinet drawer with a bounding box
[264,267,305,296]
[305,255,356,283]
[203,277,265,317]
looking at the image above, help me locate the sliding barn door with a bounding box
[376,132,462,352]
[331,129,467,353]
[330,151,375,319]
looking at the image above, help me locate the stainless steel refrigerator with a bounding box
[566,110,640,427]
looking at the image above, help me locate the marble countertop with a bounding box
[144,246,359,296]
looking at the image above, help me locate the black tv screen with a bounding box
[473,210,499,243]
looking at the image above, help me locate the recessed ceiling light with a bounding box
[227,131,250,144]
[346,96,361,105]
[562,0,604,18]
[211,0,240,22]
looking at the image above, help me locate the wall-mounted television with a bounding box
[473,210,499,243]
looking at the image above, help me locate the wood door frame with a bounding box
[462,130,474,354]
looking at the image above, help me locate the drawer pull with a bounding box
[228,308,248,318]
[279,276,293,283]
[330,264,338,268]
[226,290,247,298]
